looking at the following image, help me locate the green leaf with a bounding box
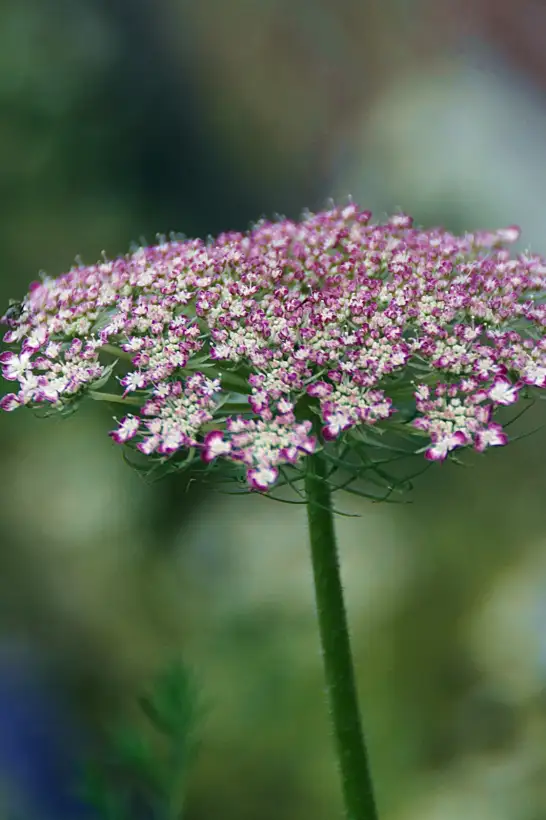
[138,662,200,741]
[107,726,157,779]
[90,360,119,391]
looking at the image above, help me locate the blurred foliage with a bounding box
[82,661,200,820]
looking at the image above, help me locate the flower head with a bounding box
[2,205,544,492]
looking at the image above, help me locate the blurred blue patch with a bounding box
[0,644,94,820]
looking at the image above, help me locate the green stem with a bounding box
[305,453,378,820]
[99,344,133,360]
[89,391,142,405]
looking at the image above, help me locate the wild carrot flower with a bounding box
[1,204,544,493]
[3,203,545,820]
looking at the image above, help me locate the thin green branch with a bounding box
[90,391,142,405]
[99,344,133,360]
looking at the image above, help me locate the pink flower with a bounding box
[277,398,294,415]
[202,430,232,463]
[158,428,185,454]
[0,393,21,411]
[120,372,147,395]
[0,351,32,381]
[307,381,333,399]
[2,204,545,492]
[424,431,469,462]
[474,423,508,452]
[34,376,67,403]
[488,377,519,406]
[389,213,413,228]
[323,411,353,441]
[109,415,140,443]
[22,327,48,353]
[496,225,521,244]
[247,464,278,491]
[137,435,160,455]
[521,363,546,388]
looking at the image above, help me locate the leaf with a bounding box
[107,726,157,780]
[138,662,200,742]
[91,308,119,335]
[90,360,119,391]
[77,660,203,820]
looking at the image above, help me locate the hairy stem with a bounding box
[305,454,378,820]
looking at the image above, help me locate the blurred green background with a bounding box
[2,1,546,818]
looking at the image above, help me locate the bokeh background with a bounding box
[2,1,546,818]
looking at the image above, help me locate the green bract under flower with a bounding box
[1,205,545,494]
